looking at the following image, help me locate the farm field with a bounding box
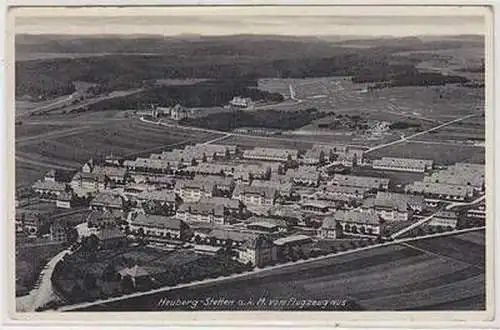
[15,117,222,188]
[351,167,425,187]
[365,141,485,165]
[258,77,483,124]
[81,231,486,311]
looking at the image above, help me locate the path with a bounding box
[391,194,486,239]
[57,226,484,312]
[365,113,481,154]
[16,249,70,312]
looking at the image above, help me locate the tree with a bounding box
[194,234,201,244]
[70,283,85,302]
[121,275,135,293]
[83,273,97,290]
[83,234,99,252]
[66,227,79,245]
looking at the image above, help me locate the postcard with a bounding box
[4,3,496,328]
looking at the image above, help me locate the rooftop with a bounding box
[373,157,433,169]
[131,214,185,230]
[233,184,277,199]
[334,209,381,225]
[90,192,123,207]
[332,174,390,189]
[32,180,66,192]
[135,189,177,203]
[274,234,313,246]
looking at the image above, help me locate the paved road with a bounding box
[365,113,482,154]
[16,249,70,312]
[57,226,484,312]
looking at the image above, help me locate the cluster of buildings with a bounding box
[141,104,192,121]
[18,136,486,268]
[227,96,256,111]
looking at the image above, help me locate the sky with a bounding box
[13,6,487,37]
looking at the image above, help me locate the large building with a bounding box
[331,174,390,190]
[32,178,66,199]
[89,192,124,211]
[372,157,433,173]
[318,217,338,239]
[199,197,244,216]
[363,192,425,222]
[423,163,485,192]
[174,179,216,202]
[428,211,459,229]
[285,166,321,187]
[317,185,371,202]
[332,209,381,236]
[176,202,227,225]
[405,181,474,202]
[242,147,299,163]
[170,104,190,121]
[251,179,294,199]
[134,189,178,215]
[229,96,255,110]
[237,235,277,267]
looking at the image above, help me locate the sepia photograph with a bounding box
[6,4,494,325]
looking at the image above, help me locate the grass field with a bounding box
[15,241,65,296]
[365,141,485,165]
[81,230,485,311]
[351,167,425,187]
[15,118,222,187]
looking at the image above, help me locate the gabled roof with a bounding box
[334,209,380,225]
[97,227,126,241]
[233,184,277,199]
[90,192,123,207]
[136,189,176,203]
[131,214,185,230]
[32,180,66,192]
[333,174,390,189]
[273,234,312,246]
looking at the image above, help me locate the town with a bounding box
[15,104,486,310]
[13,14,487,314]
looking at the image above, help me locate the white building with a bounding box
[372,157,433,173]
[243,147,299,163]
[229,96,255,110]
[232,184,277,207]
